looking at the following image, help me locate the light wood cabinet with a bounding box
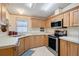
[73,9,79,26]
[0,4,6,24]
[0,4,1,21]
[45,19,51,28]
[70,10,74,26]
[31,18,46,28]
[43,35,48,46]
[24,37,30,51]
[29,36,36,48]
[60,39,68,56]
[78,45,79,56]
[0,47,17,56]
[17,38,25,55]
[60,39,79,56]
[0,35,48,56]
[63,12,70,27]
[30,35,48,48]
[68,42,78,56]
[70,8,79,27]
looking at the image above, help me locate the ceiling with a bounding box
[6,3,70,18]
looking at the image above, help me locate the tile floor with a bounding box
[22,46,55,56]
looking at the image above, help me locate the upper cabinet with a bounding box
[70,10,74,26]
[70,8,79,27]
[63,12,70,27]
[0,4,6,25]
[73,9,79,26]
[31,18,46,28]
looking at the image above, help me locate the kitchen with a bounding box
[0,3,79,56]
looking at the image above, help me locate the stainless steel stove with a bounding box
[48,30,67,56]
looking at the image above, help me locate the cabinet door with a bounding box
[78,45,79,56]
[43,35,48,46]
[60,39,68,56]
[17,38,25,55]
[25,37,30,51]
[0,4,1,22]
[41,20,46,28]
[0,47,16,56]
[68,42,78,56]
[63,12,70,27]
[45,19,51,28]
[35,35,43,47]
[70,11,74,26]
[29,36,36,48]
[73,9,79,26]
[32,19,42,28]
[2,4,6,23]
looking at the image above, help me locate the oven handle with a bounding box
[49,37,58,40]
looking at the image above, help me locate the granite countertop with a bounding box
[0,32,53,49]
[59,36,79,44]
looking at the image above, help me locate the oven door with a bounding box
[48,36,58,52]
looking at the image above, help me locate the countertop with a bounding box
[59,36,79,44]
[0,32,53,49]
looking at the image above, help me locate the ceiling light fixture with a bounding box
[41,3,55,11]
[25,3,33,8]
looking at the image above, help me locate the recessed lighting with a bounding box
[16,8,24,14]
[41,3,55,11]
[25,3,33,8]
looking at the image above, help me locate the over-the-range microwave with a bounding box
[51,19,63,28]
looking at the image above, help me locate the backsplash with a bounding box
[67,27,79,37]
[28,28,47,33]
[46,28,55,34]
[0,32,8,37]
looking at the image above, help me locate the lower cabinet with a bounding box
[60,39,68,56]
[0,47,17,56]
[60,39,79,56]
[0,35,48,56]
[17,38,25,55]
[24,37,30,51]
[68,42,78,56]
[44,35,48,46]
[29,35,48,48]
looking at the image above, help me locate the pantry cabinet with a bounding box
[60,39,79,56]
